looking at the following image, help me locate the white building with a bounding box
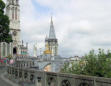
[33,43,37,57]
[0,0,28,59]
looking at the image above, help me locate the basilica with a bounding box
[0,0,28,59]
[0,0,73,72]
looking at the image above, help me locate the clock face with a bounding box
[13,31,17,36]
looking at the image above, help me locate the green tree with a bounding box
[0,0,12,43]
[61,49,111,78]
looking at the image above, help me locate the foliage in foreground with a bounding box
[0,0,12,43]
[61,49,111,78]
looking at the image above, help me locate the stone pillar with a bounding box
[51,62,56,72]
[43,72,46,86]
[27,72,30,82]
[35,72,42,86]
[57,73,60,86]
[9,43,11,56]
[0,43,1,59]
[11,43,13,58]
[36,77,42,86]
[22,71,25,81]
[1,43,3,58]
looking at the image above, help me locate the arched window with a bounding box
[12,7,14,19]
[15,7,17,20]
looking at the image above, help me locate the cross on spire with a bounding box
[49,16,56,39]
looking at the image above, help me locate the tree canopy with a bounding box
[61,49,111,78]
[0,0,12,43]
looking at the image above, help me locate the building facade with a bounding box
[33,43,37,57]
[0,0,28,59]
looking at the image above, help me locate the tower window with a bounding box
[12,7,14,19]
[15,8,17,20]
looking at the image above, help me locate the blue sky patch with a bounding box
[32,0,51,15]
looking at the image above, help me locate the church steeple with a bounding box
[44,17,58,56]
[49,16,56,39]
[6,0,21,45]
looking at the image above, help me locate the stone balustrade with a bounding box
[7,66,111,86]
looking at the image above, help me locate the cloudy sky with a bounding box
[3,0,111,57]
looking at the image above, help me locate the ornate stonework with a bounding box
[45,17,58,57]
[0,0,28,59]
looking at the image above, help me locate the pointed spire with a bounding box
[49,16,56,39]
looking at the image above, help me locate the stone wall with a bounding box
[7,66,111,86]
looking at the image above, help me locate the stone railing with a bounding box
[7,66,111,86]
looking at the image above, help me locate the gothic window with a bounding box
[12,7,14,19]
[15,7,17,20]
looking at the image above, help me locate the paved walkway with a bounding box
[0,69,19,86]
[0,76,12,86]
